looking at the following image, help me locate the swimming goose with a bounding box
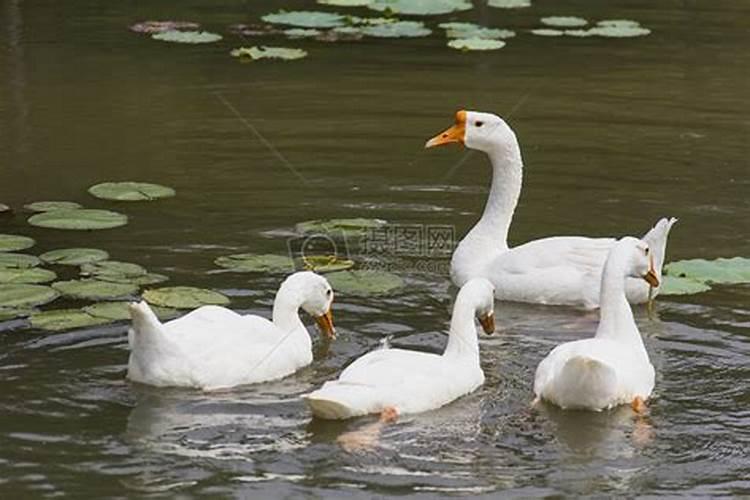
[304,278,495,420]
[533,236,658,411]
[425,110,676,309]
[127,271,335,390]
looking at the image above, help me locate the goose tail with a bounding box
[303,382,380,420]
[548,355,618,411]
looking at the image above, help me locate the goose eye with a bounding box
[326,289,332,297]
[644,247,650,256]
[475,121,484,127]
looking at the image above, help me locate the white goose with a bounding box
[304,278,495,420]
[533,236,658,411]
[425,110,677,309]
[127,271,335,391]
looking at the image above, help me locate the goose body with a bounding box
[533,237,657,410]
[304,279,495,419]
[426,110,677,309]
[127,272,335,391]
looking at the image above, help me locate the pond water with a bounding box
[1,0,749,497]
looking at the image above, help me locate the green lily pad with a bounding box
[318,0,371,5]
[80,260,148,280]
[215,253,294,273]
[52,279,138,300]
[665,257,750,285]
[541,16,588,28]
[530,28,564,37]
[439,22,515,40]
[659,276,712,296]
[588,25,651,38]
[597,19,641,29]
[23,201,83,212]
[284,28,322,38]
[0,204,10,214]
[488,0,531,7]
[40,248,110,266]
[99,273,169,286]
[361,20,431,38]
[0,234,35,252]
[302,255,355,273]
[448,38,506,51]
[563,29,596,37]
[368,0,471,15]
[326,270,404,296]
[0,284,59,308]
[262,11,346,29]
[0,253,41,269]
[143,286,230,309]
[0,268,56,285]
[83,302,179,322]
[230,46,308,61]
[28,209,127,230]
[130,21,200,34]
[0,308,33,321]
[30,309,110,331]
[88,182,176,201]
[296,218,386,239]
[151,30,222,44]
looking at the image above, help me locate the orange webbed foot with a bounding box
[631,396,648,414]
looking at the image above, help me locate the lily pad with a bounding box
[317,27,365,42]
[326,270,404,296]
[0,204,10,214]
[84,302,179,322]
[439,22,515,40]
[318,0,371,5]
[0,284,59,308]
[0,234,35,252]
[30,309,110,332]
[0,268,56,285]
[88,182,176,202]
[488,0,531,7]
[80,260,148,280]
[530,28,564,37]
[588,25,651,38]
[448,38,506,51]
[143,287,230,309]
[361,20,431,38]
[261,11,346,29]
[284,28,322,38]
[130,21,200,34]
[564,29,596,38]
[541,16,588,28]
[23,201,82,212]
[296,218,386,239]
[368,0,472,15]
[40,248,110,266]
[0,253,41,269]
[152,30,222,44]
[28,209,128,230]
[0,308,33,321]
[100,273,169,286]
[665,257,750,285]
[52,280,138,300]
[228,24,284,37]
[302,255,355,273]
[230,46,308,61]
[659,276,712,296]
[597,19,641,29]
[215,253,294,273]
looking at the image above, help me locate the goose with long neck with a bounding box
[304,278,496,420]
[533,237,658,411]
[127,271,335,391]
[426,110,677,309]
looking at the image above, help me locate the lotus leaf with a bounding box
[0,234,35,252]
[488,0,531,7]
[0,253,41,269]
[30,309,110,331]
[228,24,284,37]
[665,257,750,285]
[215,253,294,273]
[659,276,712,296]
[0,308,33,321]
[130,21,200,34]
[564,29,596,37]
[24,201,82,212]
[143,287,230,309]
[318,0,372,6]
[530,28,564,36]
[100,273,169,286]
[541,16,588,28]
[326,270,404,296]
[284,28,322,38]
[52,279,138,300]
[317,27,365,42]
[597,19,641,29]
[28,209,128,230]
[361,21,431,38]
[40,248,110,266]
[80,260,148,280]
[296,218,387,239]
[0,268,56,285]
[368,0,471,15]
[448,38,506,51]
[84,302,179,322]
[0,204,10,213]
[88,182,175,201]
[261,11,346,28]
[302,255,355,273]
[0,284,59,308]
[231,46,308,61]
[588,25,651,38]
[439,22,515,40]
[152,30,222,44]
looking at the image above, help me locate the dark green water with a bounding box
[1,0,749,497]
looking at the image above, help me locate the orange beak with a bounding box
[478,311,495,335]
[314,308,336,340]
[643,255,659,288]
[425,110,467,148]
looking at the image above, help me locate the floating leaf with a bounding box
[88,182,176,202]
[100,273,169,286]
[659,276,712,296]
[28,209,128,230]
[541,16,588,28]
[152,30,222,44]
[0,234,35,252]
[228,23,284,37]
[40,248,110,266]
[318,0,372,6]
[0,284,58,308]
[665,257,750,285]
[284,28,322,38]
[130,21,200,34]
[530,28,564,37]
[302,255,355,273]
[488,0,531,7]
[597,19,641,29]
[23,201,82,212]
[0,308,32,321]
[368,0,471,15]
[52,279,138,300]
[80,260,148,280]
[262,11,346,28]
[326,270,404,296]
[143,287,230,309]
[296,218,386,239]
[230,46,308,61]
[564,29,596,37]
[0,268,56,285]
[215,253,294,273]
[448,38,506,51]
[84,302,179,322]
[0,204,10,214]
[361,20,431,38]
[587,25,651,38]
[30,309,109,331]
[316,27,364,42]
[0,253,41,269]
[439,22,515,40]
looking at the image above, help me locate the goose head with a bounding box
[457,278,496,334]
[425,110,517,154]
[619,237,660,287]
[277,271,336,339]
